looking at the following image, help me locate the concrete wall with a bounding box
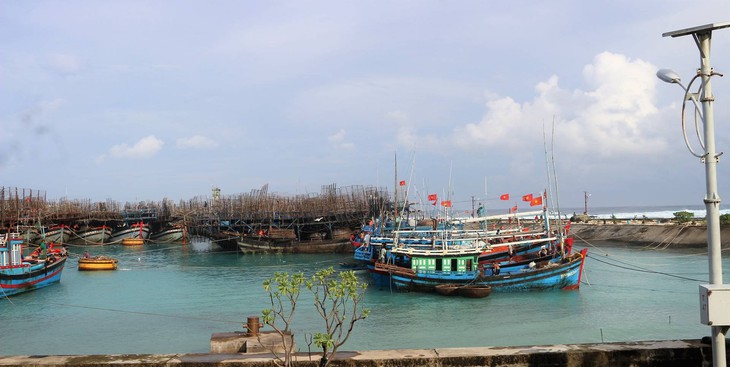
[0,339,720,367]
[570,223,730,248]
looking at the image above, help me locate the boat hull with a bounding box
[69,228,112,245]
[458,284,493,298]
[0,257,67,296]
[237,237,352,254]
[149,228,184,243]
[40,227,71,244]
[434,283,461,296]
[109,226,150,244]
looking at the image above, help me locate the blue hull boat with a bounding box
[1,234,68,297]
[371,249,586,292]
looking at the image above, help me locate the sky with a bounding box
[2,1,730,214]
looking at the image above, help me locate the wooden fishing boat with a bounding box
[109,222,150,244]
[237,235,352,254]
[237,237,353,253]
[0,233,68,296]
[374,246,587,293]
[148,227,185,243]
[38,225,70,244]
[359,207,588,293]
[458,284,492,298]
[78,256,118,271]
[69,226,112,245]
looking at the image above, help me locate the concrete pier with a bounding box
[0,339,721,366]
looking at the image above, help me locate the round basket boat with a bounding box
[458,284,492,298]
[122,238,145,246]
[434,283,461,296]
[78,256,118,271]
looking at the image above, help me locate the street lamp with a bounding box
[658,22,730,367]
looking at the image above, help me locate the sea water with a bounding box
[0,224,728,355]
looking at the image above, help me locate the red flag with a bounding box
[441,200,452,208]
[399,180,406,186]
[521,194,533,202]
[26,197,31,203]
[510,205,518,213]
[427,193,438,205]
[530,196,543,207]
[500,194,509,201]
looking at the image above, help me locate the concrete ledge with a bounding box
[210,331,294,354]
[0,339,719,367]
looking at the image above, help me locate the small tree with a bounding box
[262,272,305,367]
[261,268,369,367]
[307,267,370,367]
[673,211,694,224]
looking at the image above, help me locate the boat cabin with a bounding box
[0,233,23,267]
[412,254,478,274]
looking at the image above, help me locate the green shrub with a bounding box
[673,211,694,224]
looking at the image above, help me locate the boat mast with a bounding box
[394,152,398,219]
[542,117,565,257]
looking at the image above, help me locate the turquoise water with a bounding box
[0,238,728,355]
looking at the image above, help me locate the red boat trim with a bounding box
[562,248,588,290]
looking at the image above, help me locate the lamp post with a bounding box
[658,22,730,367]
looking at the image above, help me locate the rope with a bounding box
[576,235,708,282]
[65,227,111,246]
[0,282,15,304]
[642,223,691,250]
[585,254,705,282]
[573,231,728,260]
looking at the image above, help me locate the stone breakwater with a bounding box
[570,223,730,248]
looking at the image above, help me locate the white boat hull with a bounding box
[70,228,112,245]
[41,227,71,244]
[149,228,184,243]
[109,226,150,243]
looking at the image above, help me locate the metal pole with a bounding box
[662,23,730,366]
[696,31,727,367]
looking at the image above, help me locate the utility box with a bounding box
[699,284,730,326]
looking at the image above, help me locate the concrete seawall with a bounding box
[0,339,720,367]
[570,223,730,248]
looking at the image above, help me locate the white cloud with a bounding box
[453,52,666,159]
[327,129,354,150]
[109,135,164,159]
[176,135,219,149]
